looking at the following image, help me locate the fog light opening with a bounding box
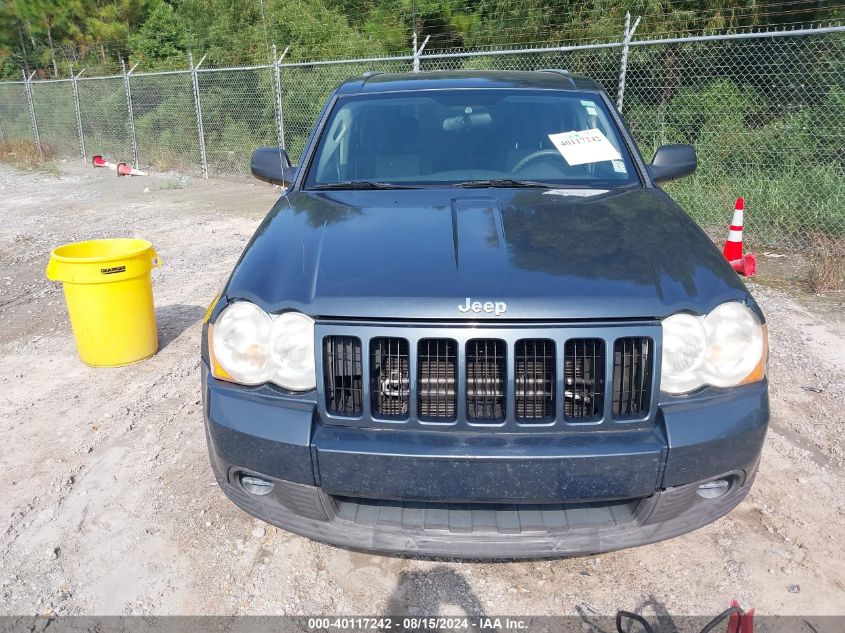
[240,474,274,496]
[697,478,731,499]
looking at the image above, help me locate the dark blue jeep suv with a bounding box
[201,70,769,558]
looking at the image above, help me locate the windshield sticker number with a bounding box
[548,129,623,166]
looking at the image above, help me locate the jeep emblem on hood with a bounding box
[458,297,507,316]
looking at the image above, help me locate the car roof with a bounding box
[335,70,605,95]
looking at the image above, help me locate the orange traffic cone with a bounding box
[729,253,757,277]
[723,197,757,277]
[116,162,148,177]
[723,197,745,261]
[92,155,115,169]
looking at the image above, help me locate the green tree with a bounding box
[9,0,82,75]
[129,1,190,64]
[83,0,153,63]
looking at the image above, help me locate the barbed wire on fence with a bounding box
[0,21,843,250]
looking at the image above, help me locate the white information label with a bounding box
[547,128,623,166]
[543,189,609,198]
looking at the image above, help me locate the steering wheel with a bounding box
[512,149,562,173]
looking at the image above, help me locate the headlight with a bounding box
[269,312,316,391]
[701,302,765,387]
[210,302,316,391]
[661,302,767,395]
[211,302,272,385]
[661,313,707,394]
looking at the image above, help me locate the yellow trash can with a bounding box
[46,238,162,367]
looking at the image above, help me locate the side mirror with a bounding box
[250,147,296,187]
[647,144,696,185]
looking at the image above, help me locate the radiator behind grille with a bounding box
[515,339,555,421]
[324,336,363,416]
[564,338,605,420]
[418,339,457,421]
[466,339,506,421]
[370,337,410,418]
[612,337,653,418]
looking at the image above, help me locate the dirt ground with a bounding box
[1,162,843,618]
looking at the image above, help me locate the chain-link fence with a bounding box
[0,82,29,142]
[624,31,845,245]
[76,76,132,164]
[1,24,843,249]
[131,71,202,175]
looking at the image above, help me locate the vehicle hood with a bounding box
[223,187,748,320]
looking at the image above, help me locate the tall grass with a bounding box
[807,235,845,292]
[0,139,57,172]
[665,168,845,245]
[625,77,845,246]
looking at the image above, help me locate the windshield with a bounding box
[304,89,641,189]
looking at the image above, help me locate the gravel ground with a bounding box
[0,162,843,617]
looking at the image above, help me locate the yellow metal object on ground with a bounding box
[46,238,162,367]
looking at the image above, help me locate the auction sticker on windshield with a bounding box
[548,128,623,166]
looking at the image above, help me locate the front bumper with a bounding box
[203,362,768,558]
[212,466,756,559]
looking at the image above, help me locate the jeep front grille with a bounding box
[321,327,656,428]
[612,337,653,418]
[324,336,363,416]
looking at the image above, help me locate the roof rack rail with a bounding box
[361,71,382,79]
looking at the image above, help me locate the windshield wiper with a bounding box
[452,179,556,189]
[308,181,418,190]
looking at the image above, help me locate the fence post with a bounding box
[412,33,430,73]
[23,70,42,158]
[616,12,641,112]
[70,66,86,161]
[272,44,289,149]
[121,59,140,166]
[190,52,209,179]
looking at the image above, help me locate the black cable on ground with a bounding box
[615,605,745,633]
